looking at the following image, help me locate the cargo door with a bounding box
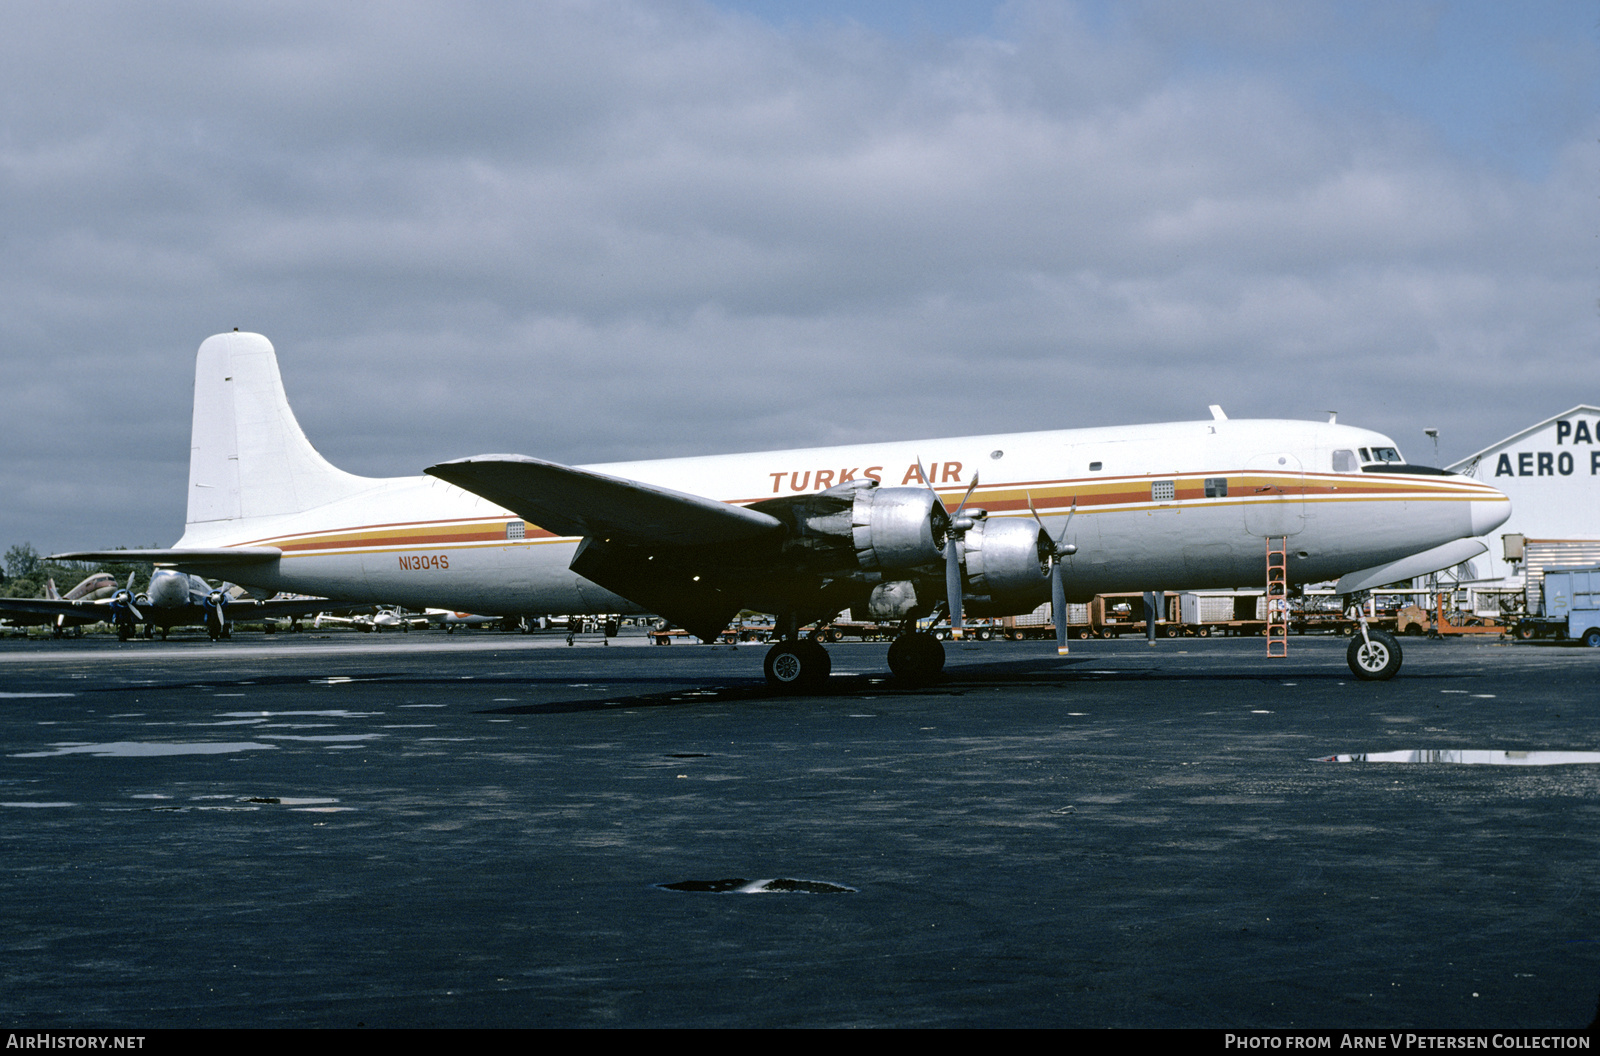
[1242,452,1305,537]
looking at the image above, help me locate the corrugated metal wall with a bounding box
[1524,539,1600,613]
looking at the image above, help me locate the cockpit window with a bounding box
[1331,450,1357,473]
[1368,447,1403,464]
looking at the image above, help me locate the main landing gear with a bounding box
[763,638,832,691]
[763,628,946,692]
[886,631,944,685]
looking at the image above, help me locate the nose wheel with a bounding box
[1347,628,1402,680]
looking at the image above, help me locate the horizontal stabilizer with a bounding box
[425,455,784,547]
[50,547,283,574]
[52,547,282,564]
[1334,539,1487,595]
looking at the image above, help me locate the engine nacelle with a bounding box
[962,517,1050,601]
[850,486,950,574]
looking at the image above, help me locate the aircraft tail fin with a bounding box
[187,332,378,527]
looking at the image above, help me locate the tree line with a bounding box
[1,543,156,599]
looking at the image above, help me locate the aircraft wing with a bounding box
[0,597,103,621]
[228,596,358,620]
[426,455,787,640]
[424,455,783,546]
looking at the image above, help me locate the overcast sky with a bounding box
[2,0,1596,555]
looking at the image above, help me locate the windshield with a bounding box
[1360,446,1404,464]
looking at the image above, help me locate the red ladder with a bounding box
[1265,536,1289,657]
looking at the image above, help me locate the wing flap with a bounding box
[425,455,783,546]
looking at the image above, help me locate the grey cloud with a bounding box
[1,0,1594,550]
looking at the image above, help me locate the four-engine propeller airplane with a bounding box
[55,332,1510,684]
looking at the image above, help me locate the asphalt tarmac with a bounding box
[1,629,1597,1029]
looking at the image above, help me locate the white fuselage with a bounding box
[174,417,1510,618]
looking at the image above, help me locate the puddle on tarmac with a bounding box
[256,734,385,742]
[219,710,381,718]
[245,796,353,811]
[657,877,856,894]
[11,742,279,758]
[1322,750,1600,765]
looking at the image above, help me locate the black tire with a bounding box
[1516,623,1536,641]
[1197,626,1211,638]
[887,631,945,686]
[1347,629,1403,681]
[764,639,832,691]
[1582,628,1600,648]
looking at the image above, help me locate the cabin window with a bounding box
[1088,461,1103,472]
[1331,450,1357,473]
[506,520,525,540]
[1151,480,1175,502]
[1204,477,1227,497]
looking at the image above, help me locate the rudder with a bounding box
[187,332,377,526]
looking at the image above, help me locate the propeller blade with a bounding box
[945,532,964,641]
[1027,492,1078,654]
[1052,558,1069,656]
[919,463,981,642]
[952,473,980,518]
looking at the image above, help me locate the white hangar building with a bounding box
[1447,404,1600,602]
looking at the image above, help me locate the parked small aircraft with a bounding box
[0,572,118,635]
[0,567,337,640]
[314,607,427,633]
[55,332,1510,682]
[426,609,511,631]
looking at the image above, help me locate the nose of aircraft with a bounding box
[1471,492,1512,538]
[147,569,191,607]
